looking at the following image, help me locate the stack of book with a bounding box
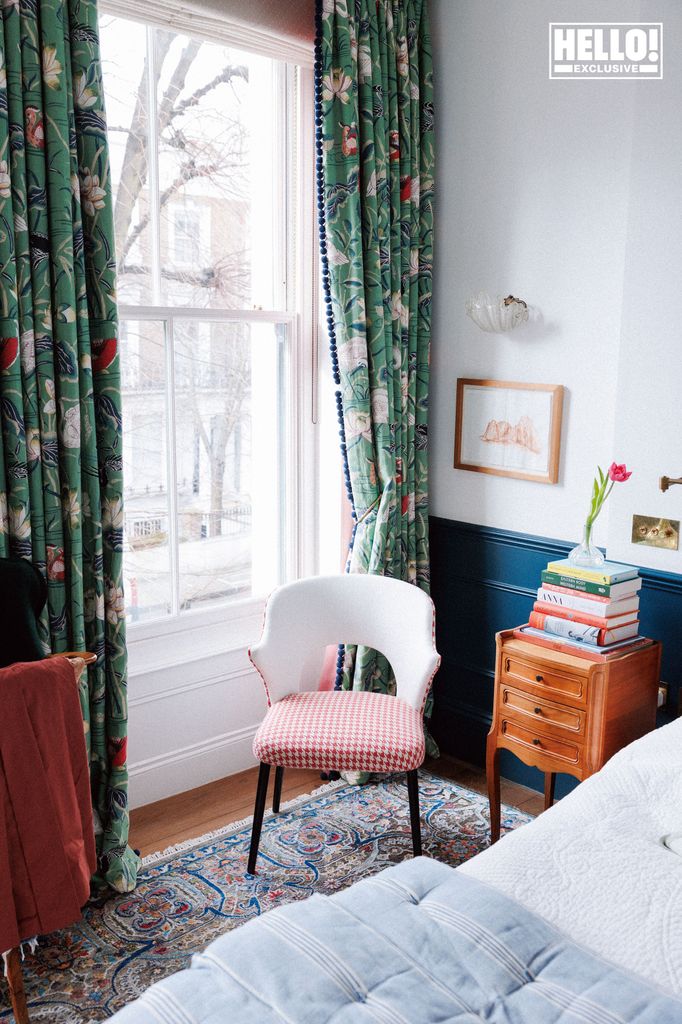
[515,557,651,661]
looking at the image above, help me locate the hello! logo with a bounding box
[549,23,662,79]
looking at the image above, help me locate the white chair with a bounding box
[246,574,441,874]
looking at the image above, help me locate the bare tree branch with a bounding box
[170,65,248,119]
[114,33,248,262]
[120,259,250,292]
[113,31,174,253]
[157,35,203,132]
[120,158,223,261]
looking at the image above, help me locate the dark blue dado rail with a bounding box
[429,517,682,797]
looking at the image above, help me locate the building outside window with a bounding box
[170,203,203,268]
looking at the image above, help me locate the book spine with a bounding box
[546,563,636,585]
[541,570,611,596]
[538,587,610,614]
[540,583,609,605]
[512,628,607,662]
[513,628,652,662]
[533,601,612,628]
[540,586,638,613]
[529,611,603,643]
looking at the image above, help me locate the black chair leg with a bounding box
[272,766,284,813]
[247,762,271,874]
[406,769,422,857]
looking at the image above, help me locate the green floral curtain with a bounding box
[315,0,436,738]
[0,0,137,890]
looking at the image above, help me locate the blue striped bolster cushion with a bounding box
[109,856,682,1023]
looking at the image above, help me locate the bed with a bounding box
[109,718,682,1022]
[461,713,682,996]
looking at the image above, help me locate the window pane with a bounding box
[157,34,283,310]
[173,320,283,610]
[121,321,172,620]
[101,15,286,311]
[100,16,155,304]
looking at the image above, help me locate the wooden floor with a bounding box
[129,756,546,858]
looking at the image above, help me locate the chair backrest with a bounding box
[0,556,47,668]
[249,574,441,712]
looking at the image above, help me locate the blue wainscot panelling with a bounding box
[429,517,682,797]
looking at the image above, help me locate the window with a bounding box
[100,11,311,625]
[170,203,202,267]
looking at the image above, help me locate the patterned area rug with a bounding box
[1,771,532,1022]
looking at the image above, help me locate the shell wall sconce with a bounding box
[465,292,529,333]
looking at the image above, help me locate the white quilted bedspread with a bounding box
[460,717,682,996]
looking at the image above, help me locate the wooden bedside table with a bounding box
[487,628,662,842]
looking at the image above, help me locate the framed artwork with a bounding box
[454,378,564,484]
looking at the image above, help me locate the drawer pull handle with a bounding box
[533,738,541,746]
[536,674,543,682]
[534,707,542,715]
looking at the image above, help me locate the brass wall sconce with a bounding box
[660,475,682,492]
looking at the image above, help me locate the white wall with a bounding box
[607,0,682,572]
[430,0,682,572]
[126,603,265,808]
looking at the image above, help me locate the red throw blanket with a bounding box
[0,658,96,953]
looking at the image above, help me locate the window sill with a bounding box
[127,596,265,680]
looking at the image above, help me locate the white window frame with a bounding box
[102,3,319,658]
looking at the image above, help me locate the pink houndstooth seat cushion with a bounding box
[252,690,425,773]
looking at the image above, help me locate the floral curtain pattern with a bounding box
[0,0,137,890]
[315,0,436,737]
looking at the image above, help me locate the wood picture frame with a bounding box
[454,378,564,484]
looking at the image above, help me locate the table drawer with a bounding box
[502,654,587,705]
[501,718,582,766]
[501,686,585,735]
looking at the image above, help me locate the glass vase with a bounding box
[568,522,605,567]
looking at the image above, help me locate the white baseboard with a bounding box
[128,723,259,809]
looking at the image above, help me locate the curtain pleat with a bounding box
[0,0,138,891]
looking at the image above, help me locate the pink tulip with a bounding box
[579,462,632,553]
[608,462,632,483]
